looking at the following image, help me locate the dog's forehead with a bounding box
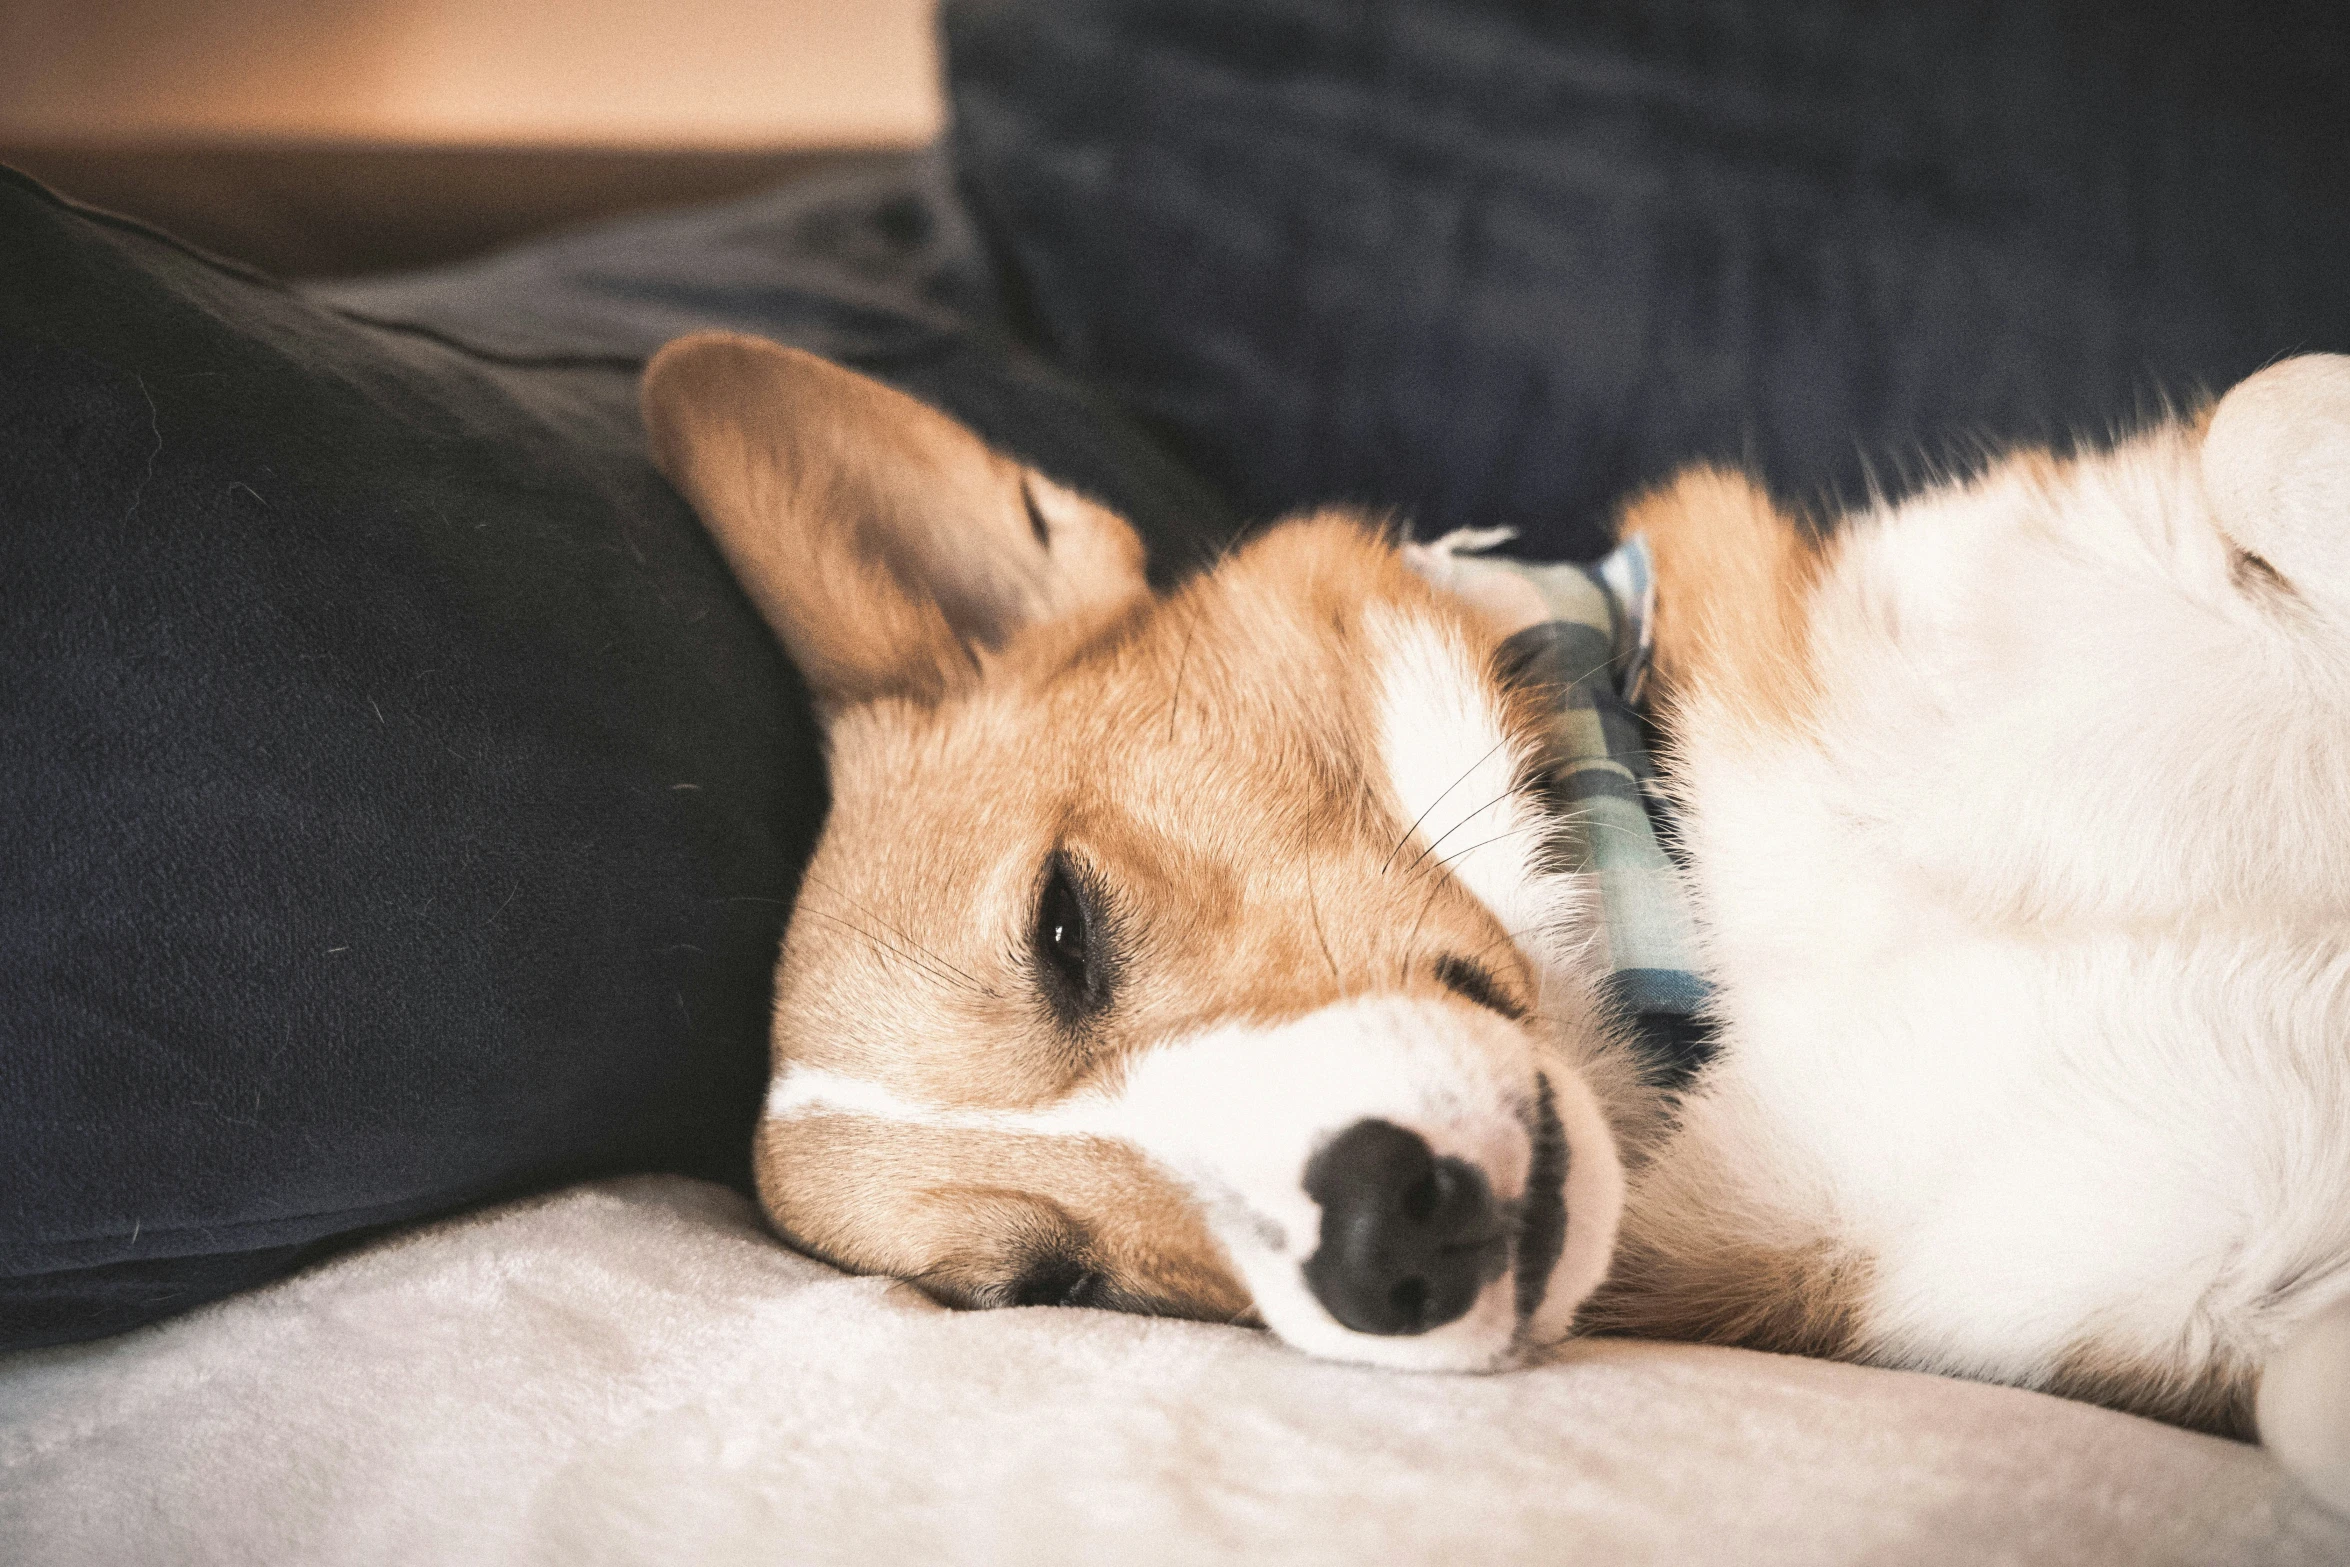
[831,516,1499,831]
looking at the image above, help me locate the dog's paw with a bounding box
[2203,353,2350,604]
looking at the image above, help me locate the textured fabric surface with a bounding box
[947,0,2350,559]
[1491,540,1713,1083]
[0,158,1233,1350]
[313,149,1238,588]
[4,1176,2343,1566]
[309,152,994,364]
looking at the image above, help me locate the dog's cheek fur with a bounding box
[755,1113,1252,1320]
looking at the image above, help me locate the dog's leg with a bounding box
[1616,466,1828,738]
[1578,1136,1872,1361]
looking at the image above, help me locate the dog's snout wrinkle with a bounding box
[1303,1119,1508,1336]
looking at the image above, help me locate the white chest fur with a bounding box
[1652,416,2350,1402]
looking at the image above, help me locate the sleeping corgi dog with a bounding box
[641,338,2350,1509]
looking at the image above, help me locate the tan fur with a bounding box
[1583,1234,1871,1362]
[1578,1144,1870,1360]
[1620,466,1829,736]
[2048,1341,2257,1439]
[759,1114,1252,1319]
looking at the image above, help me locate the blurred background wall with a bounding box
[0,0,941,144]
[0,0,943,274]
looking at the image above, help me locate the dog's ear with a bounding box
[641,332,1148,711]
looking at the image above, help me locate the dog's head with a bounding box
[641,334,1628,1370]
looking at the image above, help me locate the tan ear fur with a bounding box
[1617,465,1827,734]
[640,332,1148,710]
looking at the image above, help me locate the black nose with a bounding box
[1302,1119,1506,1335]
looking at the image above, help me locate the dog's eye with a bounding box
[1434,955,1526,1021]
[1034,852,1108,1021]
[1009,1256,1104,1309]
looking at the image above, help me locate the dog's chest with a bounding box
[1652,523,2350,1382]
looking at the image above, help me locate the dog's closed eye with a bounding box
[1009,1255,1106,1309]
[1434,955,1527,1021]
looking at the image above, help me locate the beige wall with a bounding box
[0,0,942,145]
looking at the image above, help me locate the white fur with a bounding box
[1367,606,1562,943]
[1648,357,2350,1502]
[2204,354,2350,605]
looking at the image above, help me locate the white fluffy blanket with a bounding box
[4,1177,2343,1566]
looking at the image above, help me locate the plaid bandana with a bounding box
[1405,531,1715,1086]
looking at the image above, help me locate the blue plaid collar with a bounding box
[1406,532,1716,1088]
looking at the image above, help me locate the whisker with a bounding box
[1305,860,1342,986]
[1398,779,1529,878]
[1458,922,1552,964]
[1378,632,1627,877]
[795,905,990,998]
[1164,601,1208,741]
[793,906,966,993]
[1381,734,1514,872]
[1432,821,1547,872]
[800,872,991,993]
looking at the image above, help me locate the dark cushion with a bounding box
[945,0,2350,558]
[0,155,1233,1350]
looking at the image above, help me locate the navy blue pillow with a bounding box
[0,157,1232,1350]
[946,0,2350,557]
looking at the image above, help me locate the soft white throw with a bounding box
[4,1176,2343,1566]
